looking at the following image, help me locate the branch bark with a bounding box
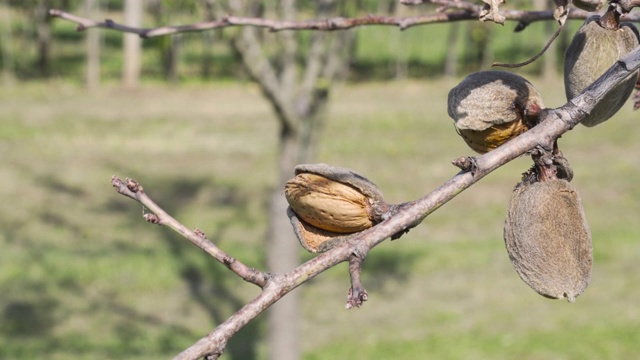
[50,5,640,37]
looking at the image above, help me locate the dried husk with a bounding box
[564,16,639,127]
[448,71,544,153]
[504,179,592,301]
[284,164,388,253]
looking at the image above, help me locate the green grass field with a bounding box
[1,76,640,359]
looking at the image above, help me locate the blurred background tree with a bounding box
[0,0,570,83]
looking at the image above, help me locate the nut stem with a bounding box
[599,5,621,30]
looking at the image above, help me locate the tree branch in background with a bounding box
[110,47,640,359]
[50,5,640,38]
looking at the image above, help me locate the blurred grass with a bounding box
[1,76,640,359]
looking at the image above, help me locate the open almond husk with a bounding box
[284,164,389,253]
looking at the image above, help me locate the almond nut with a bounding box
[564,14,639,127]
[284,164,389,252]
[504,178,593,301]
[448,71,544,153]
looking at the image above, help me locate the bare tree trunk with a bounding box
[223,2,353,359]
[123,0,143,88]
[266,128,302,360]
[163,35,180,83]
[148,1,181,83]
[445,23,460,78]
[390,2,407,80]
[35,0,51,76]
[1,0,15,85]
[201,32,214,79]
[266,0,300,356]
[199,0,216,80]
[85,0,100,89]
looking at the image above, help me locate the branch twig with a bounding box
[111,176,270,288]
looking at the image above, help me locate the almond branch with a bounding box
[109,48,640,359]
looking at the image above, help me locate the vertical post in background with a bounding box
[85,0,100,89]
[123,0,143,88]
[1,0,15,86]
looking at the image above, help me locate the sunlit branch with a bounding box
[49,6,639,38]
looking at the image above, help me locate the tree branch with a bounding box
[110,176,270,288]
[50,5,638,37]
[110,47,640,359]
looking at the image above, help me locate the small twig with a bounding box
[492,24,562,68]
[346,251,369,309]
[111,176,270,288]
[400,0,432,4]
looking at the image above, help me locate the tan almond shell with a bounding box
[293,164,385,205]
[504,179,593,301]
[292,163,387,222]
[285,172,376,233]
[447,70,544,132]
[564,17,639,127]
[287,207,354,253]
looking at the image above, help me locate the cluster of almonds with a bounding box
[443,5,640,300]
[447,69,595,300]
[448,7,639,149]
[282,5,637,301]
